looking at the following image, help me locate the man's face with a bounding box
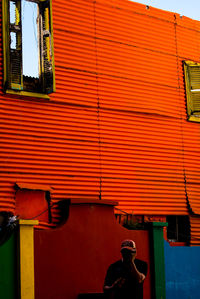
[121,248,136,262]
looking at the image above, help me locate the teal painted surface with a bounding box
[0,233,16,299]
[164,241,200,299]
[151,222,167,299]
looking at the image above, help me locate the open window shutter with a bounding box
[188,66,200,114]
[9,0,23,90]
[184,62,200,118]
[40,0,54,94]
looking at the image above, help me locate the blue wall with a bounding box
[164,241,200,299]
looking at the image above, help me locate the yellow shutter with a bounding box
[9,0,23,90]
[39,0,55,94]
[3,0,23,91]
[184,61,200,121]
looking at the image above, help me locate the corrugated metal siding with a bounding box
[176,15,200,222]
[0,0,100,226]
[0,0,200,227]
[95,0,187,214]
[190,215,200,246]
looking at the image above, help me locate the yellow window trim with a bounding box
[2,0,9,89]
[2,0,55,97]
[6,89,50,100]
[188,115,200,122]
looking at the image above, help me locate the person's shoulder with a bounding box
[135,258,148,275]
[108,260,122,269]
[135,258,147,266]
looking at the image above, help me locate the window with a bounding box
[167,216,190,243]
[2,0,55,98]
[184,61,200,122]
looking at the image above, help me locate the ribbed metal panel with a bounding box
[190,215,200,246]
[95,0,187,215]
[1,0,200,227]
[176,16,200,219]
[0,0,100,226]
[95,1,176,54]
[100,112,187,214]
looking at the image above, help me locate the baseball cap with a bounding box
[121,239,136,252]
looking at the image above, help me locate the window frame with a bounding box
[184,60,200,122]
[166,215,190,245]
[2,0,55,98]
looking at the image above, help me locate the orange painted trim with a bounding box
[168,242,187,247]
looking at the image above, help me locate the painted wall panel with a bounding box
[95,2,176,54]
[0,233,16,299]
[189,216,200,246]
[34,201,151,299]
[0,0,200,229]
[164,241,200,298]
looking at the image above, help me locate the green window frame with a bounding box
[2,0,55,98]
[184,61,200,122]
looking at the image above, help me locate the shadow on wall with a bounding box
[164,241,200,299]
[34,200,151,299]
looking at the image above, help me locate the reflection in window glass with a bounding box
[22,0,39,78]
[10,32,17,49]
[10,1,16,24]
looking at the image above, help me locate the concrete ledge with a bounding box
[19,220,39,226]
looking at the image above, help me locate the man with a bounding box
[103,240,148,299]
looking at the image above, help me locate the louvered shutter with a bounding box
[9,0,23,90]
[184,61,200,119]
[40,0,54,94]
[189,66,200,113]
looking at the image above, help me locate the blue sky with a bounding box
[132,0,200,21]
[10,0,39,77]
[22,0,39,78]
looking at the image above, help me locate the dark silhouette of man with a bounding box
[103,240,148,299]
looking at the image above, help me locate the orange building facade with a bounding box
[1,0,200,244]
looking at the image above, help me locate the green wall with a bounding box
[151,222,168,299]
[0,233,16,299]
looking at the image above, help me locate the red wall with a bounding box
[34,200,151,299]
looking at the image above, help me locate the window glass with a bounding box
[22,0,39,78]
[9,1,16,24]
[167,216,190,243]
[10,32,16,49]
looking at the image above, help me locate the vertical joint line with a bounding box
[174,15,181,91]
[93,1,102,200]
[174,15,188,207]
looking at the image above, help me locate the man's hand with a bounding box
[104,277,126,293]
[112,277,126,289]
[138,273,145,283]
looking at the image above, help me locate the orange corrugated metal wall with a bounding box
[1,0,200,236]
